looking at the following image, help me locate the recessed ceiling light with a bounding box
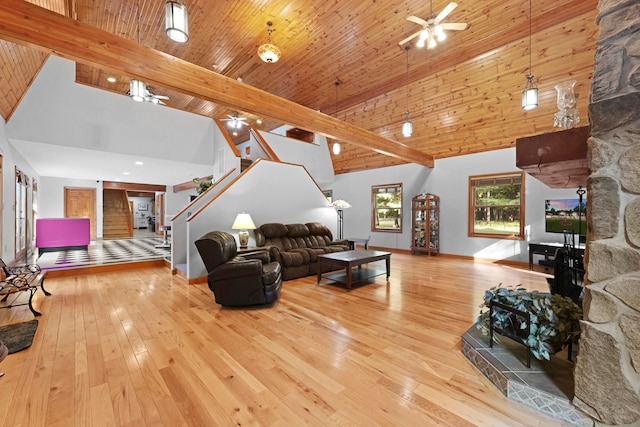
[233,131,238,136]
[123,172,130,175]
[107,77,116,83]
[135,161,144,165]
[256,119,263,124]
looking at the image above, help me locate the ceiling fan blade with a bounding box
[406,15,428,27]
[153,95,170,100]
[441,22,467,31]
[399,30,421,46]
[434,2,458,25]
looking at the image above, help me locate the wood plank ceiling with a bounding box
[0,0,598,175]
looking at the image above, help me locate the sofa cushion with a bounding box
[280,248,310,267]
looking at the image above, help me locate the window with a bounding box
[469,172,524,239]
[372,184,402,232]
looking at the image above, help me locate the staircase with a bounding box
[103,189,133,239]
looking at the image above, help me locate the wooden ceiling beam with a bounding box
[0,0,434,168]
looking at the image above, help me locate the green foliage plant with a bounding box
[476,284,582,361]
[193,176,213,194]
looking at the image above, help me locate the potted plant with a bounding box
[476,284,582,361]
[193,176,213,194]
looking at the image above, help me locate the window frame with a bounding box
[468,172,525,240]
[371,183,403,233]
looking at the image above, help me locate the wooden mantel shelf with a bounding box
[515,126,590,188]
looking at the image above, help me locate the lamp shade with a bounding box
[331,199,352,210]
[258,43,281,63]
[231,212,256,230]
[165,1,189,43]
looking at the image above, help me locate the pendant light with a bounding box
[165,1,189,43]
[521,0,538,110]
[130,1,147,102]
[332,80,341,155]
[402,46,413,137]
[258,22,281,63]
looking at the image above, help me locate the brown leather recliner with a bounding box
[195,231,282,307]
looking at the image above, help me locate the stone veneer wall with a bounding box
[574,0,640,424]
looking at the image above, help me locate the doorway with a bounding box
[64,187,97,240]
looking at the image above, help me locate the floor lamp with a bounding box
[332,199,351,240]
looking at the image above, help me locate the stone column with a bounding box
[574,0,640,424]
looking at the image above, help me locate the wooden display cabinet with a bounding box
[411,194,439,255]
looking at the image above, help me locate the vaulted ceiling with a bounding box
[0,0,598,176]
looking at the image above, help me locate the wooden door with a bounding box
[64,187,96,240]
[155,193,165,235]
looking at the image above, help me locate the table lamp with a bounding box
[231,212,256,248]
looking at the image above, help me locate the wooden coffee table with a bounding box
[317,249,391,290]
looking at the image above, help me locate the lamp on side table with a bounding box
[231,212,256,248]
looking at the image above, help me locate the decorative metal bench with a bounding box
[0,259,50,316]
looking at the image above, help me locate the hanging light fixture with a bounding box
[402,46,413,137]
[165,1,189,43]
[129,79,146,102]
[258,22,281,63]
[521,0,538,110]
[332,80,341,155]
[130,3,148,103]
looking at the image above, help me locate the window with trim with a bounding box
[372,183,402,232]
[469,172,524,239]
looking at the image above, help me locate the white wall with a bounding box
[332,163,432,249]
[332,147,584,263]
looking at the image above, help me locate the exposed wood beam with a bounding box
[0,0,434,168]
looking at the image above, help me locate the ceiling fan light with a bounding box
[522,75,538,110]
[129,79,146,102]
[165,1,189,43]
[332,141,341,155]
[427,37,437,49]
[416,38,425,48]
[434,25,444,36]
[419,29,429,40]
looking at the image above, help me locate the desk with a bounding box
[529,242,584,272]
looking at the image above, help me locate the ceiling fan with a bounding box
[399,1,468,49]
[222,111,248,129]
[128,80,169,105]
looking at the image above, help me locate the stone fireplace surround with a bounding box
[576,0,640,425]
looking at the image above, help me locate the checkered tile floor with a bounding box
[36,238,170,270]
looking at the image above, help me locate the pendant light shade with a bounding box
[258,22,281,63]
[165,1,189,43]
[522,75,538,110]
[521,0,538,111]
[129,79,146,102]
[402,112,413,137]
[402,46,413,137]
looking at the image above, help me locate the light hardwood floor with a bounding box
[0,253,570,426]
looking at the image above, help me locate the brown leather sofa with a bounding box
[195,231,282,307]
[254,222,351,280]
